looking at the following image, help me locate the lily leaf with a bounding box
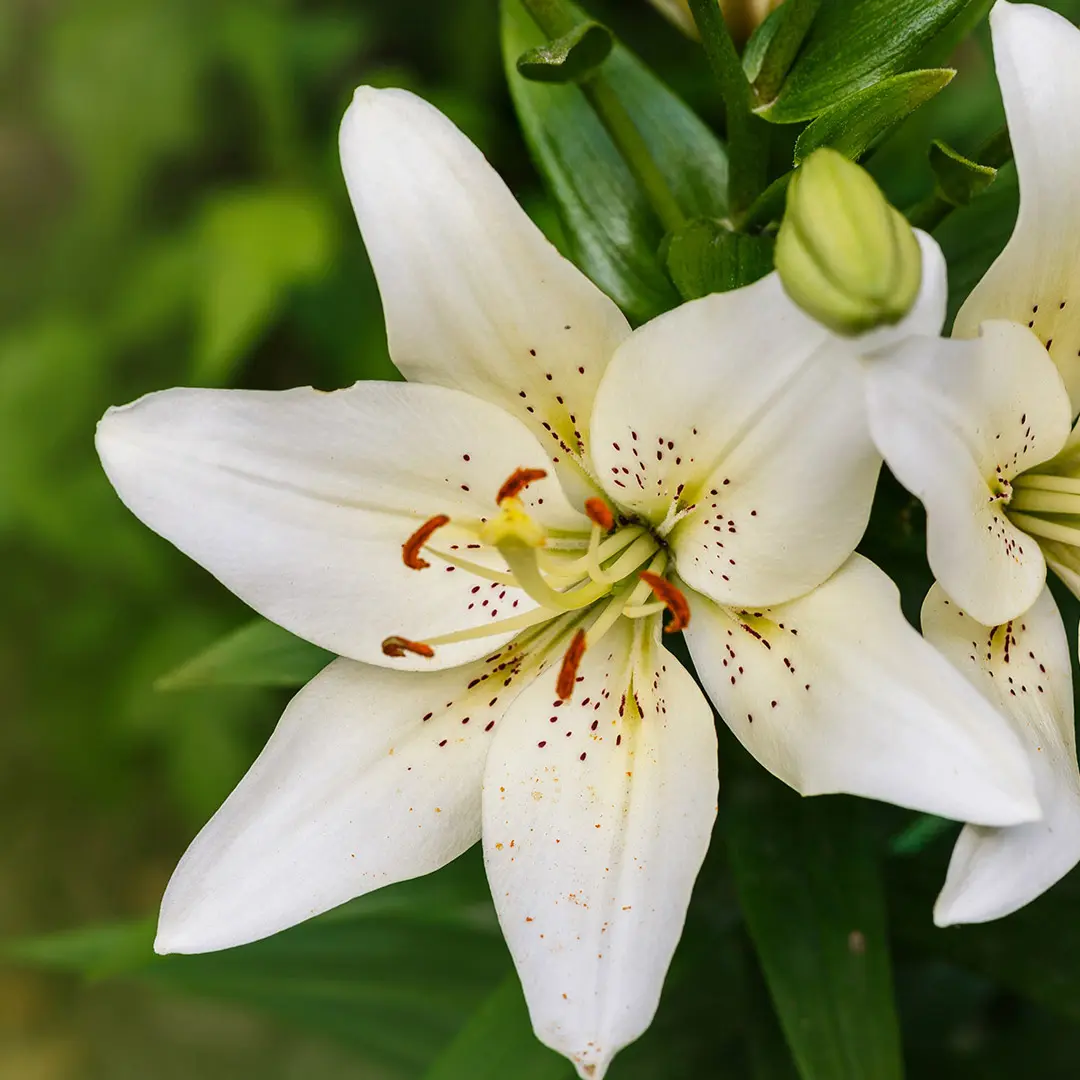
[423,974,572,1080]
[745,0,823,104]
[759,0,973,124]
[727,783,904,1080]
[156,617,333,690]
[794,69,956,164]
[665,218,774,300]
[502,0,728,325]
[929,139,998,207]
[516,21,613,83]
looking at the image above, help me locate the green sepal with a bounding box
[665,218,774,300]
[794,69,955,164]
[929,138,998,207]
[516,21,613,83]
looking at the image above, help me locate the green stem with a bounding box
[519,0,686,235]
[687,0,770,222]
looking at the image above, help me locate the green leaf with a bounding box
[665,218,774,300]
[929,139,998,207]
[759,0,973,124]
[746,0,823,105]
[7,854,507,1075]
[502,0,728,324]
[794,70,955,164]
[155,618,334,691]
[727,785,904,1080]
[516,21,613,83]
[4,918,157,980]
[889,813,957,856]
[195,187,336,384]
[423,974,572,1080]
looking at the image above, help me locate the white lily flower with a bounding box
[923,584,1080,925]
[863,1,1080,626]
[96,88,1038,1079]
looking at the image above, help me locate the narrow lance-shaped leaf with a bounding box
[759,0,973,124]
[156,617,334,690]
[794,70,955,164]
[665,218,775,300]
[928,139,998,207]
[727,781,904,1080]
[423,973,573,1080]
[501,0,728,325]
[516,21,613,83]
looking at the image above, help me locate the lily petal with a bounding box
[589,272,879,607]
[864,319,1071,625]
[97,382,586,668]
[924,584,1080,925]
[156,645,538,953]
[340,87,631,479]
[684,555,1039,825]
[955,1,1080,412]
[483,621,717,1079]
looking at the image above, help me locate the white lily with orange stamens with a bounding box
[863,2,1080,627]
[96,88,1039,1080]
[923,584,1080,926]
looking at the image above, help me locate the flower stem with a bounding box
[687,0,770,223]
[518,0,687,235]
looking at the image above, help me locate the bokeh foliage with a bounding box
[7,0,1080,1076]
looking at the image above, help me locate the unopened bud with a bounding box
[775,148,922,337]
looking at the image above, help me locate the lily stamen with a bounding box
[381,635,435,658]
[402,514,450,569]
[556,628,587,700]
[639,572,691,633]
[584,497,615,531]
[496,467,548,504]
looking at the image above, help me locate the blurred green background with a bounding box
[5,1,1080,1077]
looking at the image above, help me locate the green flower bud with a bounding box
[775,148,922,336]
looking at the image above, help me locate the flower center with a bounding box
[380,467,691,698]
[1006,468,1080,551]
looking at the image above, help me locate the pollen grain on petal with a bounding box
[639,572,690,633]
[402,514,450,570]
[497,467,548,505]
[556,629,587,701]
[584,497,615,532]
[381,636,435,659]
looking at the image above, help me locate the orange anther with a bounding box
[381,636,435,659]
[556,629,587,701]
[402,514,450,570]
[584,497,615,531]
[639,572,691,633]
[497,467,548,505]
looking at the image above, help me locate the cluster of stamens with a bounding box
[380,467,691,699]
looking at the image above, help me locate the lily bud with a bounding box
[775,148,922,337]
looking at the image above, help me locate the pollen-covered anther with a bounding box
[381,636,435,659]
[402,514,451,569]
[639,572,690,633]
[584,497,615,532]
[496,466,548,505]
[556,629,587,701]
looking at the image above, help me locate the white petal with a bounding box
[923,584,1080,924]
[589,272,879,607]
[955,1,1080,412]
[683,555,1039,825]
[97,382,586,669]
[340,87,631,479]
[156,644,537,953]
[864,320,1071,625]
[483,621,717,1079]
